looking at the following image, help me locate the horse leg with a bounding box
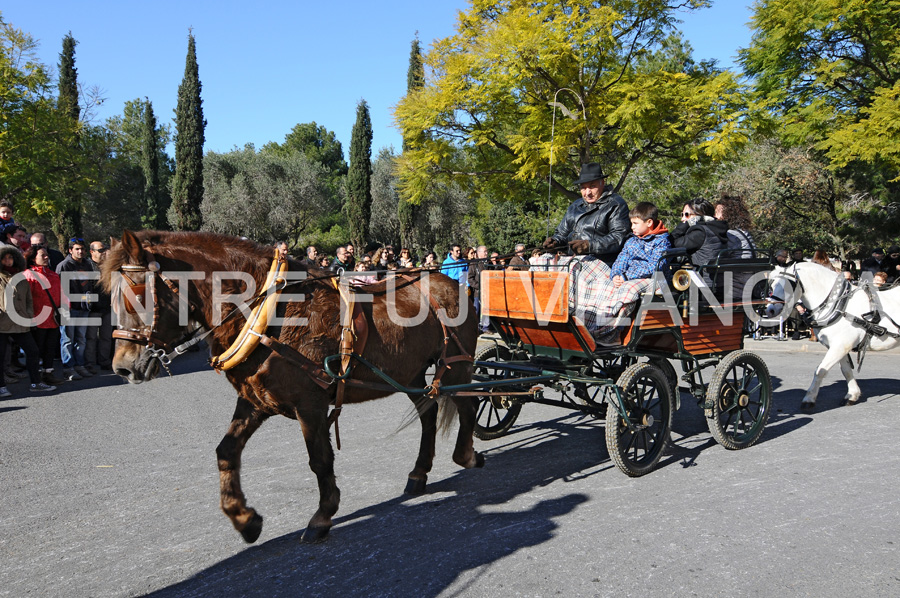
[451,394,485,469]
[839,354,862,406]
[801,345,852,409]
[216,397,269,543]
[297,404,340,543]
[404,370,437,495]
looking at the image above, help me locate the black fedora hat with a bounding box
[574,162,606,185]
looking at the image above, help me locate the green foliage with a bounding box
[57,32,79,121]
[394,0,753,208]
[171,32,205,231]
[345,99,372,248]
[262,122,347,193]
[400,35,426,248]
[369,146,401,245]
[741,0,900,180]
[53,31,83,245]
[200,145,331,244]
[141,101,161,228]
[477,201,543,254]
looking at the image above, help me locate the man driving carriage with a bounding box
[540,163,634,342]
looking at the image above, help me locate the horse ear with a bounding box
[121,230,145,264]
[109,236,119,249]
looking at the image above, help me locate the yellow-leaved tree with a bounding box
[394,0,756,209]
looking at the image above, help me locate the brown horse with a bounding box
[101,230,482,543]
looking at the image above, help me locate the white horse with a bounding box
[770,263,900,408]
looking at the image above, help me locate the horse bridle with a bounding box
[112,257,209,371]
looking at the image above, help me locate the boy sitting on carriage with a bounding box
[584,202,671,344]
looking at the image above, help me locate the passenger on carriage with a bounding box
[609,202,670,288]
[669,198,729,287]
[713,193,759,302]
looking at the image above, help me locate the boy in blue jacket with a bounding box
[610,202,670,287]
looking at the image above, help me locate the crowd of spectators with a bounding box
[0,201,114,400]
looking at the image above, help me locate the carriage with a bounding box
[468,250,775,477]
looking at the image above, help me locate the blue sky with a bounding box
[3,1,754,158]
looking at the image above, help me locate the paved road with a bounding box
[1,339,899,597]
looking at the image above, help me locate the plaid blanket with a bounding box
[563,256,652,343]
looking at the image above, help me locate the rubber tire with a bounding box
[605,362,673,477]
[473,344,524,440]
[705,350,772,450]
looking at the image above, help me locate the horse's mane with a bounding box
[101,230,277,292]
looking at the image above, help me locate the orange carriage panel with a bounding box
[626,308,745,355]
[482,270,569,323]
[494,318,595,353]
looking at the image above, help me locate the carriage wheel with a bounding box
[647,357,680,411]
[473,344,524,440]
[705,350,772,450]
[605,363,673,477]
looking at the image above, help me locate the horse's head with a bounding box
[103,230,197,384]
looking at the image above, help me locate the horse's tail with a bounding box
[396,394,458,438]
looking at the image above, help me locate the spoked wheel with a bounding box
[605,363,673,477]
[706,350,772,450]
[473,344,525,440]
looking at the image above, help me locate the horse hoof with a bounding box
[474,452,485,468]
[800,402,815,410]
[840,398,860,407]
[404,476,427,495]
[240,512,264,544]
[300,525,331,543]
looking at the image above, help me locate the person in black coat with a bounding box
[669,198,729,286]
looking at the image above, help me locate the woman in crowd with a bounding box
[23,246,64,385]
[398,248,414,268]
[422,252,438,269]
[812,249,838,272]
[0,245,56,397]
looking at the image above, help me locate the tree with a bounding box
[261,121,347,195]
[201,146,330,244]
[740,0,900,181]
[345,99,372,249]
[141,100,161,228]
[53,32,83,244]
[171,32,205,230]
[394,0,753,208]
[398,35,425,249]
[369,146,401,245]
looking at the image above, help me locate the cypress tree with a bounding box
[141,100,161,229]
[399,35,424,249]
[345,99,373,249]
[171,32,205,231]
[53,32,82,246]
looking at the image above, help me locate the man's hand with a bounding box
[542,237,557,250]
[612,274,624,288]
[569,239,590,254]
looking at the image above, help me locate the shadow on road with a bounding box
[142,415,632,597]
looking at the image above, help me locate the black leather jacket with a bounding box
[550,185,631,264]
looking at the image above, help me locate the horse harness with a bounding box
[113,254,473,449]
[784,266,900,369]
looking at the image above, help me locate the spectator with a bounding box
[86,241,113,372]
[380,245,396,268]
[0,201,15,228]
[861,248,888,277]
[330,246,352,272]
[489,252,500,268]
[56,237,95,381]
[507,243,529,270]
[398,248,414,268]
[23,246,64,385]
[3,224,30,253]
[276,241,289,261]
[774,249,790,267]
[302,246,319,268]
[884,245,900,282]
[30,233,65,270]
[812,249,838,272]
[441,244,467,285]
[0,245,56,397]
[873,272,888,287]
[318,255,330,268]
[422,252,438,269]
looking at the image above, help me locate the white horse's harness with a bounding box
[778,266,900,368]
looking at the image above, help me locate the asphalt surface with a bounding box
[1,338,899,597]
